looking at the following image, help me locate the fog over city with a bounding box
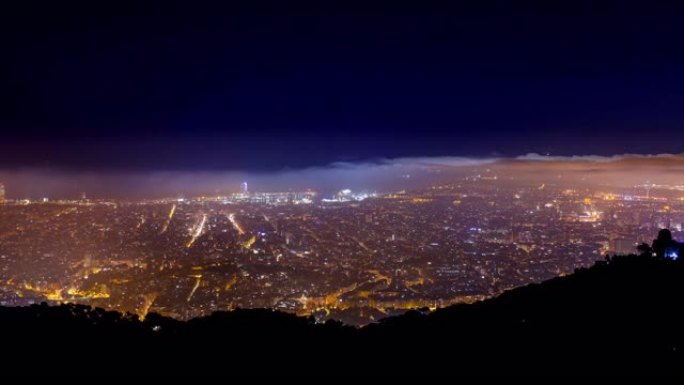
[2,153,684,199]
[0,154,684,199]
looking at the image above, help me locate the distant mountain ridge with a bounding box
[2,253,684,374]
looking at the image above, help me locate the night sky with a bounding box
[3,1,684,171]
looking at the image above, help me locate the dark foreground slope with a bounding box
[2,254,684,375]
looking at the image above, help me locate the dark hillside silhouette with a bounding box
[2,252,684,374]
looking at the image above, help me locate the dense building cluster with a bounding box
[0,177,679,325]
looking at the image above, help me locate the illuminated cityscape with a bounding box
[5,0,684,375]
[1,167,680,325]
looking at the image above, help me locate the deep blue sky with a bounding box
[2,0,684,171]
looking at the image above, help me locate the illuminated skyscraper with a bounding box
[241,182,248,194]
[0,182,5,202]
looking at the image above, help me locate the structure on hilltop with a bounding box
[651,228,683,259]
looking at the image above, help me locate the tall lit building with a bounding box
[241,182,248,195]
[0,182,5,202]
